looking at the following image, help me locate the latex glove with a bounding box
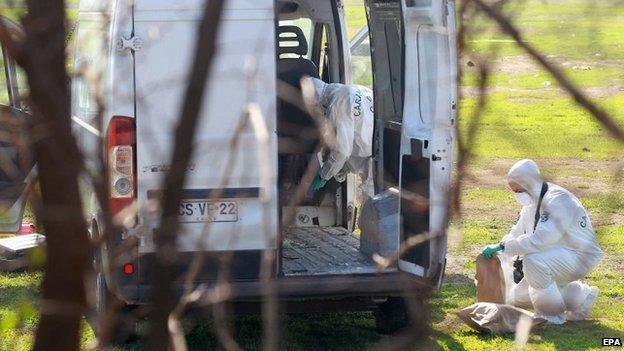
[310,174,328,191]
[482,244,504,259]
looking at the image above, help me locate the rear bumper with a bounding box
[117,271,432,305]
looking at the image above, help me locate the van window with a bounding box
[317,24,331,82]
[278,18,313,59]
[367,1,403,122]
[0,46,9,106]
[15,66,29,110]
[72,19,107,115]
[345,1,372,88]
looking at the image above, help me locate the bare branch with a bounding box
[469,0,624,143]
[148,0,227,349]
[9,0,92,350]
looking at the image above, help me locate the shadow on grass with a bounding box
[535,320,624,350]
[178,280,478,351]
[0,284,38,309]
[107,271,624,351]
[429,276,477,325]
[0,274,40,349]
[180,312,383,351]
[431,316,624,351]
[0,273,40,325]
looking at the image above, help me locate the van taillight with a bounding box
[107,116,136,215]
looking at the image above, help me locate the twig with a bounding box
[469,0,624,143]
[148,1,226,349]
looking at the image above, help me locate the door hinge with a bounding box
[116,34,142,52]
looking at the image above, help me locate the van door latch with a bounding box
[431,154,442,161]
[116,34,142,52]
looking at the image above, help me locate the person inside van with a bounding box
[300,77,374,196]
[481,159,603,324]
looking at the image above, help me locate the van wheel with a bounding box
[374,297,409,334]
[90,273,139,346]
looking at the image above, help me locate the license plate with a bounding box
[178,201,238,223]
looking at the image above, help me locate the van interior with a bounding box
[275,0,398,277]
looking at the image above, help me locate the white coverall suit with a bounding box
[305,77,374,194]
[500,159,603,324]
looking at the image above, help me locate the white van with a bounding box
[68,0,457,334]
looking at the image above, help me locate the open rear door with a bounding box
[0,16,35,234]
[366,0,456,286]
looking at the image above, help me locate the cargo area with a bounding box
[275,0,400,277]
[281,227,377,276]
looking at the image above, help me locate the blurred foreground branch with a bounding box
[9,0,90,350]
[148,0,226,349]
[451,0,492,216]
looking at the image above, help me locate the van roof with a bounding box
[79,0,273,13]
[134,0,272,11]
[78,0,113,13]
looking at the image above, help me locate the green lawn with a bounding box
[438,0,624,348]
[1,0,624,350]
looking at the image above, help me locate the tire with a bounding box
[374,297,410,334]
[92,272,140,346]
[88,223,139,346]
[374,297,430,336]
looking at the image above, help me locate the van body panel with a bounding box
[399,0,455,282]
[132,0,278,253]
[79,0,114,12]
[119,268,429,303]
[0,17,33,233]
[72,3,135,163]
[134,0,273,11]
[365,0,455,285]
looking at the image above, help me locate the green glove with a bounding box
[310,174,328,191]
[482,243,504,259]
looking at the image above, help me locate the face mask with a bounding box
[514,192,533,206]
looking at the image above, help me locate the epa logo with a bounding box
[602,338,622,347]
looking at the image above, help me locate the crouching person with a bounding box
[481,159,603,324]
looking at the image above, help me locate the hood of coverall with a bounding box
[301,77,343,117]
[507,159,544,198]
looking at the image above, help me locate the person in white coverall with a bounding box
[482,159,603,324]
[302,77,374,195]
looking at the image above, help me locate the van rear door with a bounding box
[0,16,35,234]
[132,0,278,254]
[366,0,456,286]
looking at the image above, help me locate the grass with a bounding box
[462,66,624,90]
[464,1,624,59]
[0,272,39,351]
[1,0,624,350]
[446,1,624,340]
[460,92,624,159]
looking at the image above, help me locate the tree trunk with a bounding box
[15,1,91,350]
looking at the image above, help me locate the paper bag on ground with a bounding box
[475,254,506,304]
[456,302,547,334]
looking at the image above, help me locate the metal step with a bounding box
[0,233,45,258]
